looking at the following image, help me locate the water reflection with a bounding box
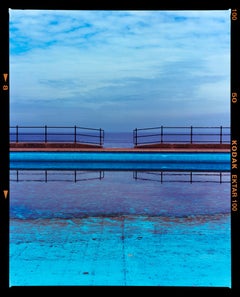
[133,171,230,184]
[10,170,230,219]
[10,169,230,184]
[10,169,231,286]
[10,169,104,182]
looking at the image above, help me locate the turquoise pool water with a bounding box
[10,152,231,171]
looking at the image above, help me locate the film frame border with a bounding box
[0,0,239,293]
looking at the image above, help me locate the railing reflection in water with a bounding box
[133,171,230,184]
[10,170,105,182]
[10,170,230,184]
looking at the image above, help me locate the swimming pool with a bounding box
[10,151,231,171]
[10,152,231,286]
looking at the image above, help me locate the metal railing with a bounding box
[10,169,230,184]
[133,126,230,146]
[10,125,104,146]
[133,171,230,184]
[10,169,104,182]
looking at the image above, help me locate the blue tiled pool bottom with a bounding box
[10,214,231,286]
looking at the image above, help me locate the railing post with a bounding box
[133,171,137,180]
[220,126,222,144]
[161,126,163,143]
[74,125,77,143]
[99,128,103,146]
[190,126,193,144]
[135,128,138,146]
[74,170,77,182]
[16,125,18,143]
[45,125,47,143]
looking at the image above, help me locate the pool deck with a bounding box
[10,142,231,152]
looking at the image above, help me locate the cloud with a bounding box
[9,9,230,130]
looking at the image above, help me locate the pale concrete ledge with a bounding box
[10,142,230,152]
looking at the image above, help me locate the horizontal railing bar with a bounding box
[136,133,165,138]
[21,139,101,143]
[137,133,230,138]
[76,133,99,138]
[142,171,229,174]
[135,140,230,144]
[164,126,230,129]
[78,140,101,144]
[47,126,101,131]
[136,126,230,131]
[10,132,99,136]
[10,132,45,135]
[134,179,229,184]
[76,126,103,131]
[10,125,102,131]
[10,126,46,129]
[135,126,163,131]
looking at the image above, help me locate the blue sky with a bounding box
[9,10,231,132]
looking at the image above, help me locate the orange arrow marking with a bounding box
[3,73,8,82]
[3,190,8,199]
